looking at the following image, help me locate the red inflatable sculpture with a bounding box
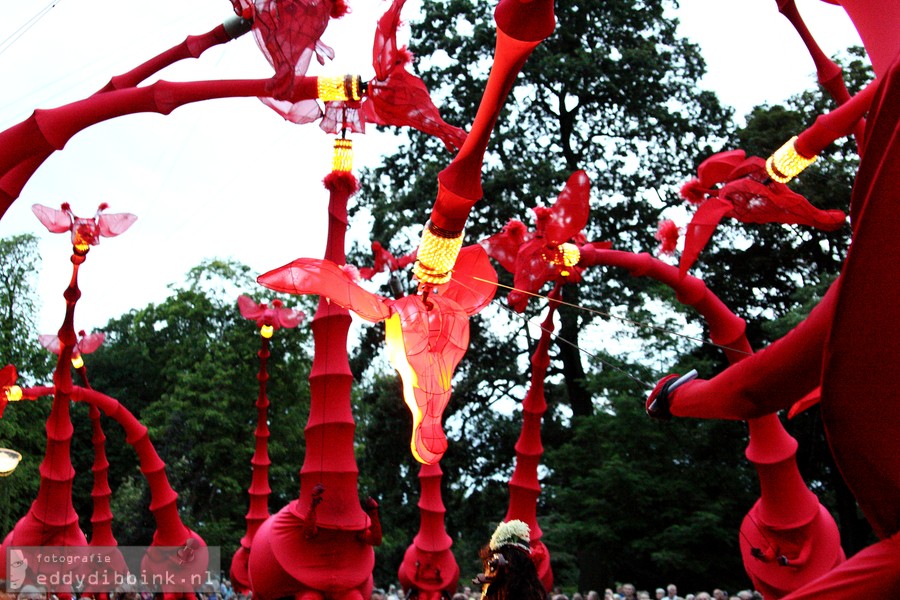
[244,145,381,600]
[39,331,131,585]
[647,2,900,594]
[397,463,460,598]
[230,296,305,593]
[579,247,844,598]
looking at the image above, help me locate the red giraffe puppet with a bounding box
[12,382,211,596]
[646,3,900,594]
[245,140,381,600]
[230,296,305,594]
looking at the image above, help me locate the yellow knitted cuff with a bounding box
[766,136,817,183]
[413,222,464,285]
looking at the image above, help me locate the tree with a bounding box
[0,234,53,383]
[350,0,734,586]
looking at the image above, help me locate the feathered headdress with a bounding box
[489,520,531,553]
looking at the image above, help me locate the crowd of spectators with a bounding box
[369,582,765,600]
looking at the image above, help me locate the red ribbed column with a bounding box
[398,463,459,598]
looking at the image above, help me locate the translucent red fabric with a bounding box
[32,203,137,248]
[358,241,416,280]
[431,0,555,232]
[481,170,609,312]
[358,0,466,151]
[258,245,496,464]
[678,151,845,276]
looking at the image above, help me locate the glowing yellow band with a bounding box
[560,243,580,267]
[413,222,464,285]
[766,136,817,183]
[317,75,362,102]
[260,324,274,339]
[71,354,84,369]
[332,138,353,173]
[6,385,22,402]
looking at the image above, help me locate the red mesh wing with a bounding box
[720,173,846,229]
[372,0,408,81]
[480,219,530,273]
[319,101,365,135]
[252,0,332,95]
[365,70,467,152]
[544,170,590,245]
[441,244,497,316]
[258,257,392,323]
[508,238,559,312]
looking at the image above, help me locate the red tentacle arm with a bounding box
[97,18,252,93]
[12,384,206,592]
[578,247,844,596]
[794,79,878,159]
[429,0,555,233]
[0,75,320,218]
[502,285,560,592]
[398,463,459,598]
[582,246,838,419]
[775,0,866,151]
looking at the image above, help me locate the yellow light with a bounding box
[260,324,274,339]
[71,354,84,369]
[560,243,580,267]
[766,136,817,183]
[384,314,426,463]
[5,386,22,402]
[0,448,22,477]
[413,221,464,286]
[332,138,353,173]
[317,75,362,102]
[74,242,90,254]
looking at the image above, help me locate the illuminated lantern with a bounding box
[32,203,136,254]
[677,150,845,276]
[481,170,609,312]
[258,244,497,464]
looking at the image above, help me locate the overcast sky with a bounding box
[0,0,863,335]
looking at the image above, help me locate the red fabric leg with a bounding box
[781,533,900,599]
